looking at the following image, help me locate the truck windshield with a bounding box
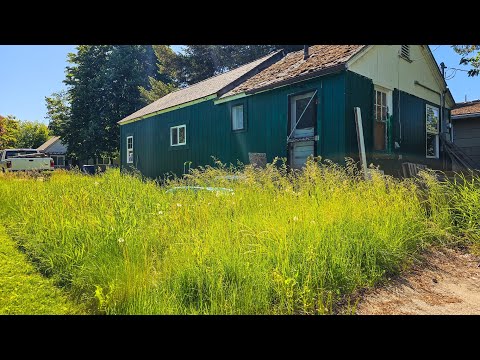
[5,150,38,159]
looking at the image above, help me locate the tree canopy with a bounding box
[61,45,158,161]
[45,90,70,136]
[452,45,480,77]
[16,121,50,148]
[0,115,49,149]
[0,115,19,149]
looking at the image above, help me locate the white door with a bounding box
[289,92,316,169]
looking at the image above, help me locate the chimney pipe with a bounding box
[304,45,309,60]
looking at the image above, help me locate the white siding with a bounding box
[347,45,453,108]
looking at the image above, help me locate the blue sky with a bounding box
[0,45,478,124]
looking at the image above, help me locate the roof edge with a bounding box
[452,113,480,120]
[119,94,217,125]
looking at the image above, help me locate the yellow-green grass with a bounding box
[0,160,477,314]
[0,225,85,314]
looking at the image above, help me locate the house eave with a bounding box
[451,113,480,120]
[118,94,217,125]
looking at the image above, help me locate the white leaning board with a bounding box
[354,107,370,180]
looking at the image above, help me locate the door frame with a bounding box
[287,89,318,167]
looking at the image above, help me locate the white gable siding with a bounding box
[347,45,452,108]
[45,139,67,154]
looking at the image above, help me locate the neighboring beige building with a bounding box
[37,136,119,169]
[37,136,69,168]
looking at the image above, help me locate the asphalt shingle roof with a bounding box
[220,45,365,98]
[452,100,480,117]
[118,51,281,124]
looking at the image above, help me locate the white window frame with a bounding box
[373,85,392,152]
[126,136,134,164]
[231,104,244,131]
[426,104,440,159]
[170,125,186,146]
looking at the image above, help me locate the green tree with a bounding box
[45,90,70,135]
[0,115,20,149]
[16,121,50,149]
[452,45,480,76]
[63,45,157,162]
[139,45,178,104]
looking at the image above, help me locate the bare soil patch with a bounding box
[355,247,480,315]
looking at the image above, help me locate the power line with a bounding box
[448,67,470,72]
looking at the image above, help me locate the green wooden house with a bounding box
[118,45,455,178]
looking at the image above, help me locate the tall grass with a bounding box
[0,160,477,314]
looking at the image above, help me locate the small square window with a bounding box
[170,125,186,146]
[232,104,244,131]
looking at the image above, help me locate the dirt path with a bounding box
[355,247,480,315]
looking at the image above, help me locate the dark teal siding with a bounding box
[344,71,374,159]
[121,73,347,178]
[391,90,443,168]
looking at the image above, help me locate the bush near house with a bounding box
[0,161,478,314]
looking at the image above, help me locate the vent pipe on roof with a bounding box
[304,45,309,60]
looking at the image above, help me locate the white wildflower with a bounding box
[158,211,163,215]
[176,203,182,207]
[94,181,99,186]
[293,216,299,222]
[118,238,125,243]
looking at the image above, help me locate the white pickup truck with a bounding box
[0,149,54,172]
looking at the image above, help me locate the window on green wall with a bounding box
[127,136,134,163]
[426,104,439,158]
[171,125,186,146]
[374,89,388,151]
[232,104,244,131]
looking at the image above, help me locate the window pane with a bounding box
[376,105,382,121]
[179,126,186,144]
[374,121,386,150]
[382,92,386,107]
[376,91,381,106]
[127,137,133,149]
[127,150,134,163]
[58,156,65,166]
[426,105,439,134]
[426,133,437,157]
[171,128,178,145]
[296,97,315,129]
[232,105,244,130]
[382,105,387,121]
